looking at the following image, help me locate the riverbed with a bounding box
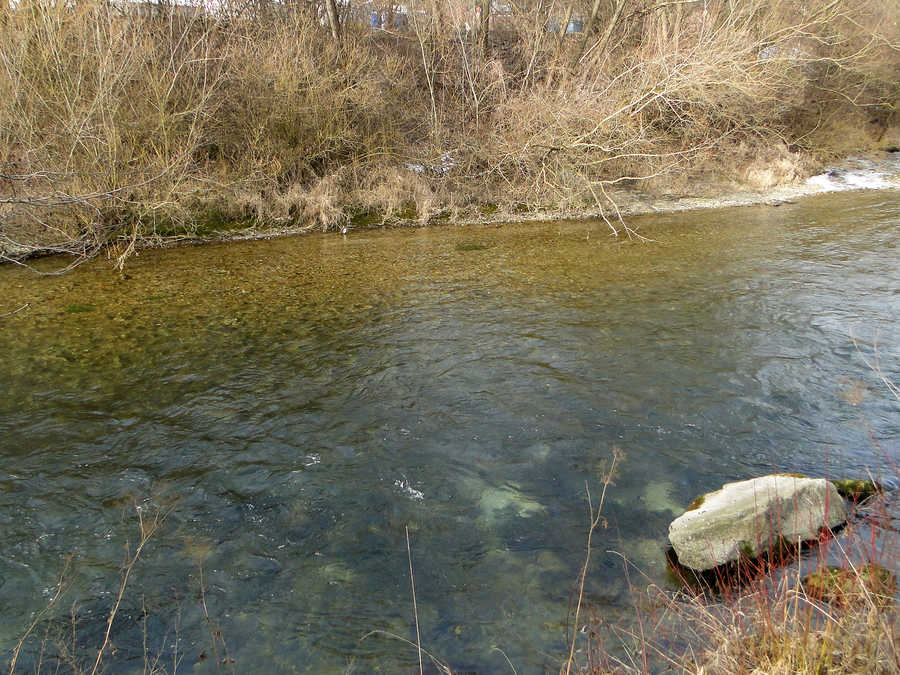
[1,190,898,672]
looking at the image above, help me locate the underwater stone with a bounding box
[668,475,847,571]
[641,481,683,515]
[477,485,546,522]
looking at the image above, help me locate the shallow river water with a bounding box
[1,191,898,672]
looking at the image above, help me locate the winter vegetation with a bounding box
[0,0,898,267]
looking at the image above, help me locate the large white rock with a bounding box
[668,475,847,571]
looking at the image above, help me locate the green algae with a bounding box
[63,303,95,313]
[831,478,881,501]
[455,241,490,251]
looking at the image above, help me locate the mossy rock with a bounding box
[192,209,252,236]
[777,472,808,479]
[831,479,881,501]
[803,565,897,607]
[396,202,417,220]
[669,476,847,572]
[349,209,383,228]
[664,540,798,594]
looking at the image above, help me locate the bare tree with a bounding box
[480,0,490,56]
[576,0,628,66]
[324,0,342,39]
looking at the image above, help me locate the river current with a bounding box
[1,191,898,672]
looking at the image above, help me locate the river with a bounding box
[1,191,898,672]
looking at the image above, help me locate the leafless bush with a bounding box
[477,0,899,232]
[1,0,896,268]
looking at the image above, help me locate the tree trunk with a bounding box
[576,0,626,66]
[480,0,490,57]
[558,4,572,39]
[325,0,341,40]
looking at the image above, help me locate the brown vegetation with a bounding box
[1,0,898,269]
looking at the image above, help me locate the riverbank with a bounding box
[2,0,897,270]
[4,149,899,267]
[575,475,899,674]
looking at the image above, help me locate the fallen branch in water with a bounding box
[0,303,29,318]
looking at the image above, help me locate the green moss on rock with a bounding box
[831,479,881,501]
[349,209,383,229]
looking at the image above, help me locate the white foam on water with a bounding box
[394,476,425,500]
[805,168,896,192]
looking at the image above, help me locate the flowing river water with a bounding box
[1,191,898,672]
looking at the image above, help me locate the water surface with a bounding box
[1,192,898,672]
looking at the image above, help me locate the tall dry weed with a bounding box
[483,0,899,220]
[1,0,897,267]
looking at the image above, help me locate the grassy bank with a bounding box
[1,0,898,269]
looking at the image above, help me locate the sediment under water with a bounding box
[0,191,898,672]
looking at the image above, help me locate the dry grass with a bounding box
[696,563,898,674]
[8,505,174,675]
[1,0,897,268]
[0,2,429,267]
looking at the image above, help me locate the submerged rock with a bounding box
[668,475,847,571]
[477,484,546,523]
[641,481,683,515]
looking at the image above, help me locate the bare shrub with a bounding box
[477,0,899,233]
[0,1,428,268]
[1,0,897,267]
